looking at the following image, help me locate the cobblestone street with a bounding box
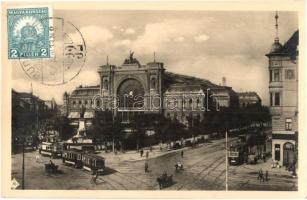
[11,138,227,190]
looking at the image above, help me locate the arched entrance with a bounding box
[117,78,145,109]
[283,142,295,166]
[117,78,145,123]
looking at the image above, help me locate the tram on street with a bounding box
[62,149,83,168]
[82,154,105,174]
[228,143,247,165]
[62,150,105,174]
[39,142,63,158]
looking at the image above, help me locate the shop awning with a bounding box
[84,111,95,119]
[68,112,80,119]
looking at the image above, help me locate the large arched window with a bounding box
[96,100,101,107]
[151,77,156,89]
[117,78,145,109]
[188,99,193,109]
[196,98,200,108]
[103,79,109,90]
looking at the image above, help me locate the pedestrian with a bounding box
[259,169,264,182]
[146,151,149,159]
[265,170,269,181]
[35,154,40,163]
[181,150,184,158]
[49,159,54,166]
[140,149,144,157]
[257,170,261,180]
[258,169,263,182]
[145,162,149,173]
[91,170,98,184]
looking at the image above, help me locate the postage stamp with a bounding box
[7,7,51,59]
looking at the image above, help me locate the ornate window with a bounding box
[275,92,280,106]
[196,98,200,108]
[284,142,294,150]
[188,99,193,109]
[151,77,156,89]
[285,118,292,131]
[273,69,281,82]
[270,92,281,106]
[285,69,295,80]
[103,79,109,90]
[96,100,100,107]
[269,70,273,82]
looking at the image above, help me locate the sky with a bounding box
[12,10,298,105]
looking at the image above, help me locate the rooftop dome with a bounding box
[270,38,283,53]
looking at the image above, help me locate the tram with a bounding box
[62,150,105,174]
[39,142,63,158]
[82,154,105,174]
[228,143,247,165]
[62,149,83,168]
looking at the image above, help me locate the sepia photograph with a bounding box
[1,1,306,198]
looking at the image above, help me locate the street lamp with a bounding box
[225,131,228,191]
[20,135,26,190]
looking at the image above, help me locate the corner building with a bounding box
[266,16,298,166]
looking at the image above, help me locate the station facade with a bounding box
[62,52,239,128]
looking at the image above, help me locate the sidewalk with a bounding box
[96,145,188,163]
[239,157,297,178]
[95,138,226,163]
[228,156,298,191]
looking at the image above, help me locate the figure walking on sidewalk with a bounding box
[91,170,98,185]
[265,170,269,181]
[145,162,149,173]
[258,168,264,182]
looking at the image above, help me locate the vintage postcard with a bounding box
[1,1,306,198]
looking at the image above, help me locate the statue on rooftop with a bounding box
[124,51,140,65]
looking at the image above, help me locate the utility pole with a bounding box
[22,138,25,189]
[112,108,115,153]
[225,131,228,191]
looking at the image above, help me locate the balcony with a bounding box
[269,81,283,88]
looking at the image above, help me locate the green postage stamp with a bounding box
[7,7,52,59]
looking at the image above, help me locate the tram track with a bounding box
[176,154,226,190]
[186,155,226,190]
[113,171,154,189]
[101,175,128,190]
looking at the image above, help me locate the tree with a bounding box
[52,116,74,140]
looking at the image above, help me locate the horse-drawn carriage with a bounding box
[174,162,184,171]
[45,162,59,174]
[157,172,173,189]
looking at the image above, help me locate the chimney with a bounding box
[222,77,226,86]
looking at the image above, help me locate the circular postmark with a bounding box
[19,17,86,85]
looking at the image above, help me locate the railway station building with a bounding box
[62,52,240,128]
